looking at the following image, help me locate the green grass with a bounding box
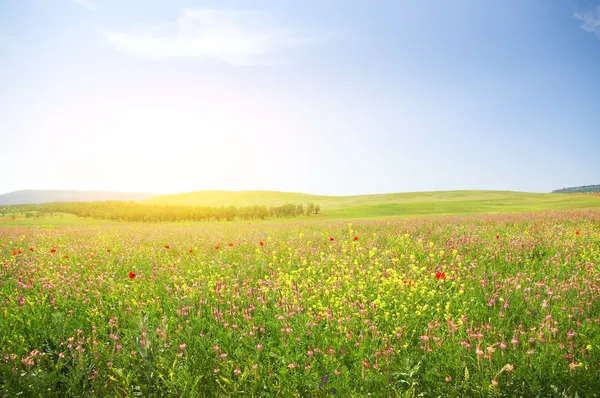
[1,191,598,227]
[1,210,599,396]
[0,213,115,227]
[144,190,600,220]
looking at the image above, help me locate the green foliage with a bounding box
[0,201,313,223]
[552,184,600,193]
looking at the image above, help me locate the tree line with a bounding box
[552,184,600,193]
[0,201,322,222]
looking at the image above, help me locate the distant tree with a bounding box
[306,203,315,216]
[314,204,321,215]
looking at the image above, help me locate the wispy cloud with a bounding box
[574,6,600,38]
[102,8,322,65]
[71,0,97,11]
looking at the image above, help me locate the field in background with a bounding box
[0,210,598,396]
[145,190,600,219]
[1,191,598,227]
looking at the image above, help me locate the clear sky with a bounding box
[1,0,599,196]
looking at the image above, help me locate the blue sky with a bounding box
[1,0,599,195]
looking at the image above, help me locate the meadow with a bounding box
[0,209,599,397]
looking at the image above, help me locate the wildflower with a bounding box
[435,272,446,280]
[234,369,241,376]
[353,236,358,241]
[189,249,193,254]
[63,255,69,259]
[214,246,220,250]
[576,230,580,235]
[28,247,34,252]
[329,237,335,241]
[445,376,452,382]
[214,368,220,374]
[569,362,579,371]
[106,249,111,253]
[50,248,57,254]
[256,344,263,350]
[496,235,500,239]
[128,272,136,279]
[228,242,234,247]
[259,241,264,246]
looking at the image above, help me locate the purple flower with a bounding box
[322,375,329,383]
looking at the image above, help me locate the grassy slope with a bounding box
[1,191,598,227]
[144,190,600,218]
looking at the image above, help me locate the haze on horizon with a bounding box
[1,0,599,197]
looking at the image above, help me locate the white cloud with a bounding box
[102,8,321,65]
[575,6,600,38]
[71,0,97,11]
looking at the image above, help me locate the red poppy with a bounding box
[63,255,69,259]
[50,248,57,254]
[353,236,358,241]
[128,271,136,279]
[259,241,264,246]
[495,235,500,239]
[435,272,446,280]
[403,280,415,287]
[29,247,34,252]
[107,249,111,253]
[89,254,94,258]
[576,230,580,236]
[215,246,220,250]
[189,249,193,254]
[329,237,335,241]
[165,245,171,249]
[11,250,19,256]
[228,242,234,247]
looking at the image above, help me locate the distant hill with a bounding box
[552,185,600,194]
[0,190,156,205]
[143,189,600,217]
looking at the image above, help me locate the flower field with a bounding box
[0,210,599,397]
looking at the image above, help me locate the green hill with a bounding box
[144,190,600,219]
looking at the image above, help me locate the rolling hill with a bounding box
[143,190,600,219]
[0,190,156,205]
